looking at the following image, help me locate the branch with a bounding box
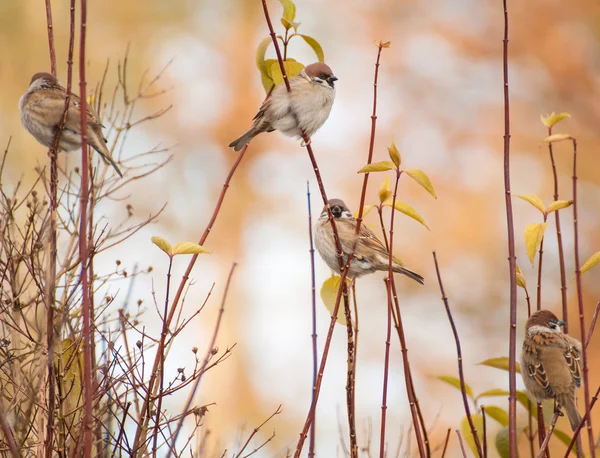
[564,385,600,457]
[536,410,560,458]
[306,182,318,458]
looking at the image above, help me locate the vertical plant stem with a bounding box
[151,257,174,456]
[564,385,600,457]
[441,428,451,458]
[306,182,318,458]
[547,131,569,332]
[385,170,426,458]
[379,277,392,458]
[45,0,56,76]
[536,214,548,311]
[537,405,550,458]
[481,406,488,458]
[0,403,18,458]
[571,138,595,458]
[585,301,600,349]
[536,411,561,458]
[502,0,518,454]
[456,431,468,458]
[432,251,482,457]
[78,0,93,454]
[527,401,535,458]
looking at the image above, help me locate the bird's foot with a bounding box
[300,138,312,148]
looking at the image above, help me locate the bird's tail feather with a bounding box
[93,146,123,178]
[228,129,256,152]
[392,264,424,285]
[561,397,582,432]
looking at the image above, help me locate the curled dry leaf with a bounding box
[515,265,526,289]
[382,200,430,230]
[524,222,548,266]
[378,175,392,203]
[357,161,395,173]
[405,169,437,199]
[151,236,172,256]
[514,194,545,214]
[540,112,571,128]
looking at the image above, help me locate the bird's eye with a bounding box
[319,74,328,80]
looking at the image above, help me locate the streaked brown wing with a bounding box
[70,93,103,127]
[357,225,389,256]
[564,344,582,388]
[523,336,554,397]
[252,97,270,121]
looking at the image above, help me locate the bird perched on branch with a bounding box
[228,62,337,152]
[314,198,424,284]
[19,72,123,177]
[521,309,582,431]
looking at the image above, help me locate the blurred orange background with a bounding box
[2,0,600,456]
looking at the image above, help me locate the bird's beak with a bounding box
[557,320,566,327]
[326,75,338,87]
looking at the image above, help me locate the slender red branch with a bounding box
[441,429,451,458]
[546,128,569,332]
[564,385,600,457]
[432,251,482,457]
[165,262,238,457]
[0,404,18,458]
[571,138,595,458]
[502,0,518,454]
[379,277,392,458]
[536,410,560,458]
[537,405,550,458]
[585,301,600,349]
[306,182,318,458]
[481,406,488,458]
[78,0,94,454]
[44,0,56,76]
[456,430,468,458]
[234,405,282,458]
[527,400,535,458]
[536,214,548,311]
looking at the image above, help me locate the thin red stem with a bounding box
[571,138,595,457]
[433,251,482,457]
[564,385,600,457]
[536,411,560,458]
[379,276,392,458]
[306,182,318,458]
[502,0,518,454]
[44,0,56,76]
[536,214,547,312]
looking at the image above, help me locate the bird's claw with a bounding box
[301,138,311,148]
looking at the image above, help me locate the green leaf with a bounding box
[540,112,571,128]
[171,242,210,256]
[581,251,600,274]
[514,194,545,214]
[495,426,510,458]
[483,406,509,426]
[151,236,172,256]
[387,141,401,167]
[279,0,296,28]
[256,38,274,93]
[357,161,395,173]
[461,414,484,457]
[270,59,305,87]
[405,169,437,199]
[516,390,537,416]
[320,276,350,325]
[546,199,572,213]
[525,223,548,266]
[478,357,521,374]
[437,375,474,401]
[299,35,324,62]
[382,200,430,230]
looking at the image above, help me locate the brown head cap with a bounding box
[304,62,335,79]
[30,72,57,85]
[525,310,563,330]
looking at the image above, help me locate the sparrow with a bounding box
[521,309,582,431]
[19,72,123,177]
[228,62,337,152]
[314,198,424,284]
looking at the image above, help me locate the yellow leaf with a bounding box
[373,40,391,48]
[279,0,296,26]
[478,357,521,374]
[581,251,600,274]
[542,133,572,143]
[256,38,274,93]
[515,265,526,289]
[151,236,172,256]
[378,175,392,203]
[461,414,484,457]
[357,161,395,173]
[540,112,571,128]
[546,200,573,213]
[270,59,304,87]
[387,141,401,167]
[171,242,210,256]
[437,375,474,400]
[299,35,324,62]
[524,223,548,266]
[484,406,509,426]
[514,194,545,214]
[382,200,430,230]
[353,205,374,219]
[405,169,437,199]
[320,276,350,325]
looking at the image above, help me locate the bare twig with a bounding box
[380,277,392,458]
[481,406,488,458]
[502,0,518,454]
[433,252,482,457]
[306,182,318,458]
[564,385,600,457]
[585,301,600,349]
[571,138,595,457]
[234,405,282,458]
[455,430,467,458]
[440,428,451,458]
[536,410,560,458]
